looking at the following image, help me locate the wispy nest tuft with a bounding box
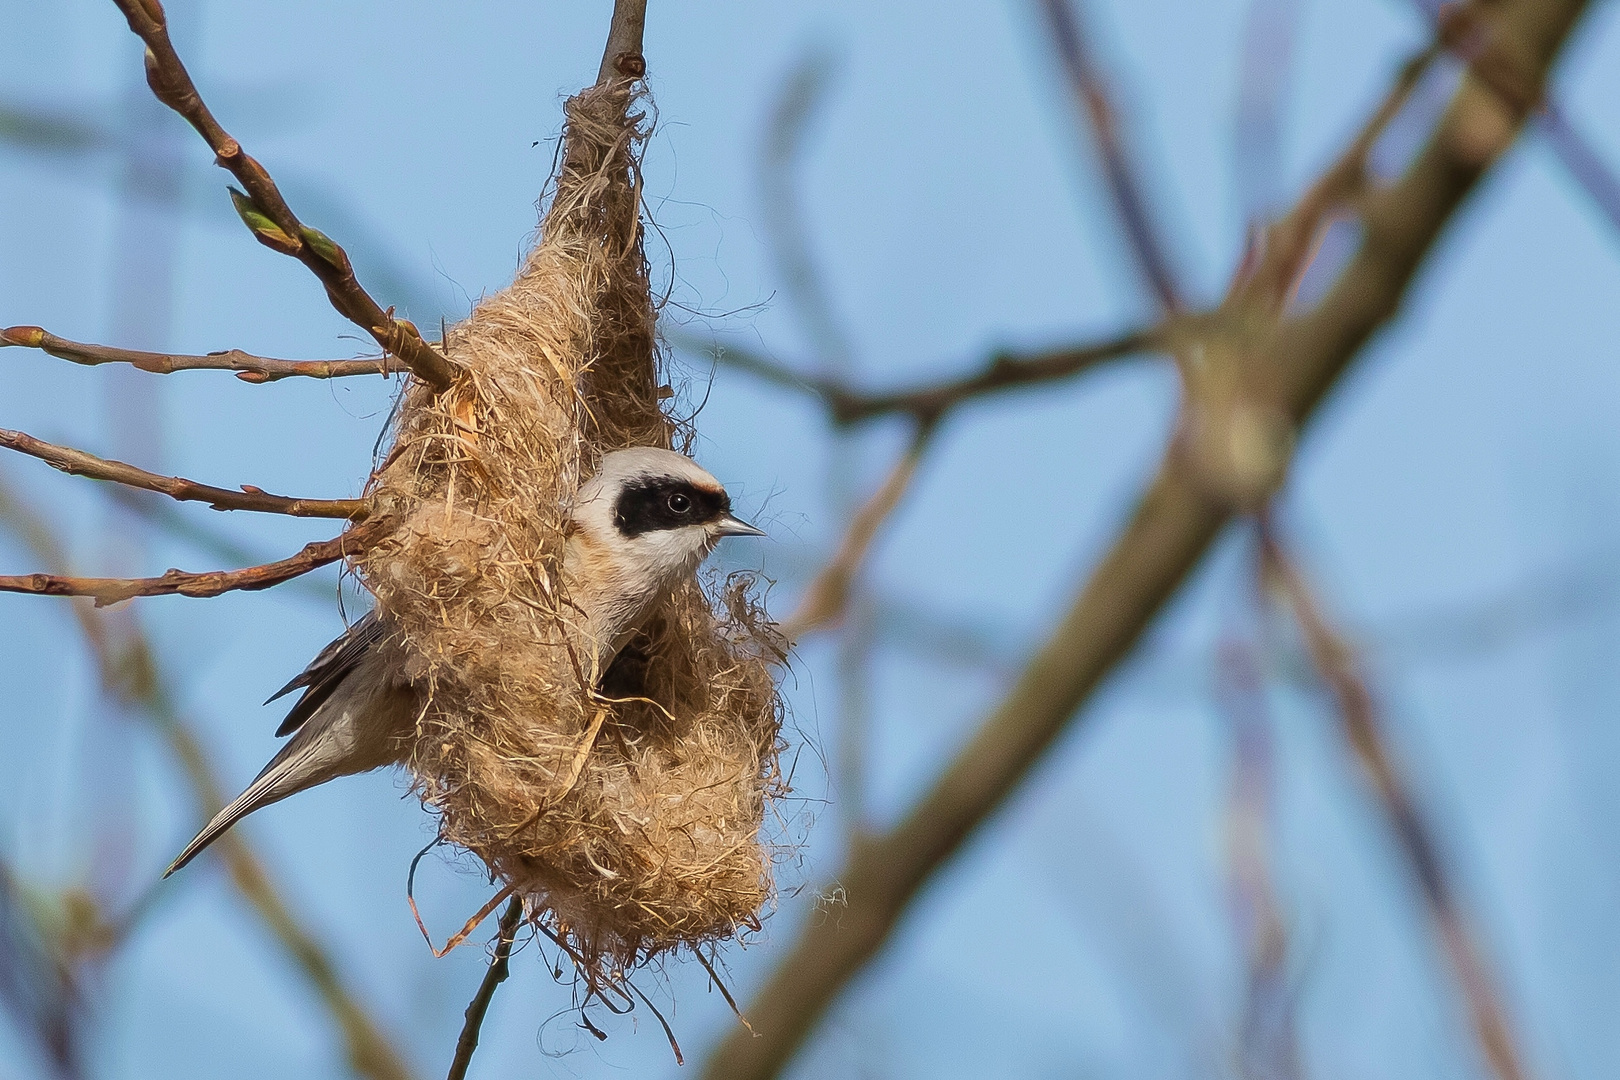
[354,74,787,981]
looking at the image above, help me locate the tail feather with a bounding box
[163,745,312,877]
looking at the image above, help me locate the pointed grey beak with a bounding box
[714,513,766,538]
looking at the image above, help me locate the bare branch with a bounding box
[1259,526,1531,1080]
[674,322,1168,425]
[1415,0,1620,237]
[780,422,935,642]
[1037,0,1186,310]
[596,0,649,84]
[702,1,1590,1074]
[0,517,387,607]
[106,0,458,391]
[445,896,524,1080]
[2,325,406,383]
[0,478,416,1080]
[0,429,368,519]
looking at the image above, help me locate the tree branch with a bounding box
[596,0,649,84]
[779,421,935,642]
[0,429,368,519]
[0,516,386,607]
[107,0,458,391]
[1259,527,1531,1080]
[444,896,524,1080]
[0,479,416,1080]
[2,325,407,383]
[675,321,1168,425]
[701,1,1589,1074]
[1038,0,1186,310]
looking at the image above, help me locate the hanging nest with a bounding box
[354,72,787,979]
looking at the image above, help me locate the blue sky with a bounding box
[2,0,1619,1077]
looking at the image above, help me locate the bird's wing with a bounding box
[268,610,388,738]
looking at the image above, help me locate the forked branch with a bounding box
[0,429,369,519]
[681,321,1167,426]
[702,1,1589,1074]
[2,325,406,383]
[108,0,458,391]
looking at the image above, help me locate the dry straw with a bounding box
[355,72,786,982]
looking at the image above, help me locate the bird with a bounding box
[163,447,764,877]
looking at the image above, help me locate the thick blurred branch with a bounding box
[702,1,1590,1075]
[0,861,80,1078]
[0,429,368,519]
[1037,0,1186,309]
[0,515,387,606]
[0,476,416,1080]
[107,0,458,390]
[1259,527,1531,1080]
[1414,0,1620,237]
[2,325,406,383]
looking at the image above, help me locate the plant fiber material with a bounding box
[355,75,784,979]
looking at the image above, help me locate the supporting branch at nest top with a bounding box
[0,429,369,519]
[108,0,458,391]
[597,0,649,84]
[2,325,407,383]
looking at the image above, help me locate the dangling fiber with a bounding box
[356,72,786,979]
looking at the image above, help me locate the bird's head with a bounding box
[570,447,764,584]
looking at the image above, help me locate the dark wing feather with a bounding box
[269,611,387,738]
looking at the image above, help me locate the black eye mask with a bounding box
[613,477,730,537]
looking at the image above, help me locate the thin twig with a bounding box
[675,322,1168,425]
[780,422,935,642]
[701,2,1588,1074]
[107,0,458,390]
[1,325,407,383]
[0,429,368,519]
[1038,0,1186,310]
[445,896,524,1080]
[0,477,417,1080]
[1259,526,1531,1080]
[0,516,388,607]
[1217,621,1302,1080]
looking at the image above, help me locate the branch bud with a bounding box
[228,187,301,256]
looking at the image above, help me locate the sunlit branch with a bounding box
[2,325,406,383]
[0,477,416,1080]
[107,0,458,390]
[1259,526,1531,1080]
[0,516,387,607]
[0,429,368,519]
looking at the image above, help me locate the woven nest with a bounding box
[354,75,786,978]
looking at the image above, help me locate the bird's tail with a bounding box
[163,746,308,877]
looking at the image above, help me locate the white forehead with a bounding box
[590,447,723,492]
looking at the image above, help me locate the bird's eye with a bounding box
[666,492,692,514]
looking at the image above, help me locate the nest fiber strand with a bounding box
[357,76,784,977]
